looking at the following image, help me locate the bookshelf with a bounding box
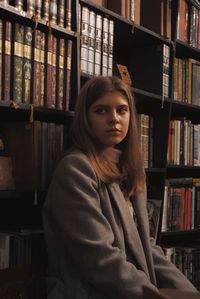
[0,0,199,297]
[0,0,79,298]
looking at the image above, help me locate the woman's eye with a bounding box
[95,108,106,114]
[117,107,129,114]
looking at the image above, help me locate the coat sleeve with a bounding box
[43,153,159,299]
[151,240,198,292]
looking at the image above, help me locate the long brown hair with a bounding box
[70,76,145,195]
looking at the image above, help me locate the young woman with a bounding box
[43,76,198,299]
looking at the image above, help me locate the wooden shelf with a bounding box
[160,229,200,247]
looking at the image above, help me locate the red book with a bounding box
[57,38,65,110]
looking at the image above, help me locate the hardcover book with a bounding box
[33,30,42,106]
[3,20,11,102]
[23,26,32,104]
[13,23,24,103]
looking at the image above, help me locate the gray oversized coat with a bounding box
[43,150,197,299]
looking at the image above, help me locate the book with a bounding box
[35,0,42,19]
[58,0,65,27]
[50,0,57,25]
[39,31,45,107]
[177,0,188,43]
[65,39,72,110]
[33,30,42,107]
[26,0,35,17]
[94,14,102,76]
[88,10,95,75]
[51,35,57,109]
[108,19,114,76]
[13,23,24,103]
[65,0,72,30]
[102,16,109,76]
[147,199,162,240]
[23,26,32,104]
[3,20,11,102]
[46,33,54,108]
[42,0,49,22]
[57,38,65,110]
[80,6,89,74]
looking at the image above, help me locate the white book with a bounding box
[88,10,96,75]
[94,14,102,76]
[108,19,114,76]
[102,17,109,76]
[80,6,89,73]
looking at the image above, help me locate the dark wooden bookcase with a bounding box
[0,1,79,298]
[0,0,200,297]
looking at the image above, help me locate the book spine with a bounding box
[51,35,57,109]
[57,38,65,110]
[23,26,32,104]
[13,23,24,103]
[102,16,109,76]
[42,0,50,22]
[33,30,42,106]
[35,0,42,19]
[46,34,53,108]
[15,0,23,11]
[58,0,65,27]
[108,19,114,76]
[80,6,89,74]
[88,10,95,75]
[3,20,12,102]
[40,31,45,107]
[50,0,57,25]
[94,14,102,76]
[162,44,170,98]
[26,0,35,17]
[65,0,72,30]
[65,39,72,110]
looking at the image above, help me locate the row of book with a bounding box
[164,246,200,290]
[0,20,72,109]
[177,0,200,48]
[162,177,200,232]
[80,5,114,76]
[0,121,64,192]
[0,0,72,30]
[0,229,45,269]
[137,114,154,169]
[167,119,200,166]
[173,57,200,106]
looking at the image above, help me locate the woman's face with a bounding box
[88,91,130,148]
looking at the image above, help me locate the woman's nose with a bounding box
[109,111,119,123]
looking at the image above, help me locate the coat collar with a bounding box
[107,183,150,278]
